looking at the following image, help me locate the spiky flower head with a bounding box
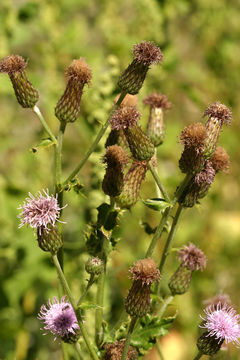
[203,102,232,159]
[118,41,163,95]
[85,256,104,276]
[143,93,171,109]
[55,58,92,124]
[18,190,64,232]
[197,304,240,356]
[38,296,80,342]
[116,160,148,208]
[178,243,207,271]
[210,146,230,173]
[102,145,129,197]
[104,340,138,360]
[144,93,171,147]
[125,258,160,317]
[0,54,39,108]
[110,106,141,130]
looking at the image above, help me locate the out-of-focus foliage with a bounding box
[0,0,239,359]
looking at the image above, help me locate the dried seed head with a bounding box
[0,55,27,74]
[116,160,148,208]
[210,147,230,173]
[180,123,207,149]
[55,58,92,123]
[143,93,171,109]
[129,258,160,285]
[110,106,141,130]
[104,340,138,360]
[204,102,232,126]
[132,41,163,66]
[85,257,104,275]
[0,54,39,108]
[117,42,163,95]
[114,93,138,108]
[103,145,129,168]
[178,243,207,271]
[65,58,92,84]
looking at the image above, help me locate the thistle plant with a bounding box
[1,39,238,360]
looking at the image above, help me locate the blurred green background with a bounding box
[0,0,240,359]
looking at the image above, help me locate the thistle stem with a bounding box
[55,122,66,192]
[74,343,84,360]
[193,352,203,360]
[148,161,170,202]
[52,255,99,360]
[77,274,95,306]
[158,204,183,275]
[156,342,165,360]
[33,105,57,144]
[120,317,138,360]
[158,295,174,319]
[63,92,127,186]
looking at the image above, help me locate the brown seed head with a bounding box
[65,58,92,84]
[210,146,230,173]
[143,93,171,109]
[103,145,129,168]
[204,102,232,125]
[0,55,27,74]
[104,340,138,360]
[114,94,138,108]
[110,106,141,130]
[132,41,163,65]
[129,258,160,285]
[178,243,207,271]
[180,123,207,149]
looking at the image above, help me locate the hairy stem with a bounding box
[148,161,170,202]
[77,274,95,306]
[33,105,57,144]
[158,295,174,319]
[63,91,127,186]
[121,317,138,360]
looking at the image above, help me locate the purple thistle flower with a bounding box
[38,296,79,340]
[200,303,240,346]
[18,190,66,231]
[178,242,206,271]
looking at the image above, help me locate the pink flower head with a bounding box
[178,242,207,271]
[18,190,65,231]
[38,296,79,340]
[200,303,240,346]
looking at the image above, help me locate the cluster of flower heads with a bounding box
[38,297,79,343]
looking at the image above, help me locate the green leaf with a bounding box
[30,138,55,153]
[131,314,176,354]
[142,198,171,211]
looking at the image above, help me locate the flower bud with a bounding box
[125,258,160,317]
[0,55,39,108]
[85,257,104,276]
[104,340,138,360]
[102,145,129,197]
[116,160,148,208]
[37,225,63,255]
[124,125,155,161]
[118,41,163,95]
[144,93,171,147]
[55,58,92,124]
[168,243,206,295]
[203,102,232,159]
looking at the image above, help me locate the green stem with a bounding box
[63,92,127,186]
[61,342,69,360]
[145,206,172,258]
[158,295,173,319]
[55,122,66,192]
[121,317,138,360]
[153,148,161,198]
[77,274,95,306]
[33,105,57,144]
[74,342,84,360]
[148,161,170,203]
[156,342,165,360]
[193,352,203,360]
[52,255,99,360]
[158,204,183,275]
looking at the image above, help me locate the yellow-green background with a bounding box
[0,0,239,359]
